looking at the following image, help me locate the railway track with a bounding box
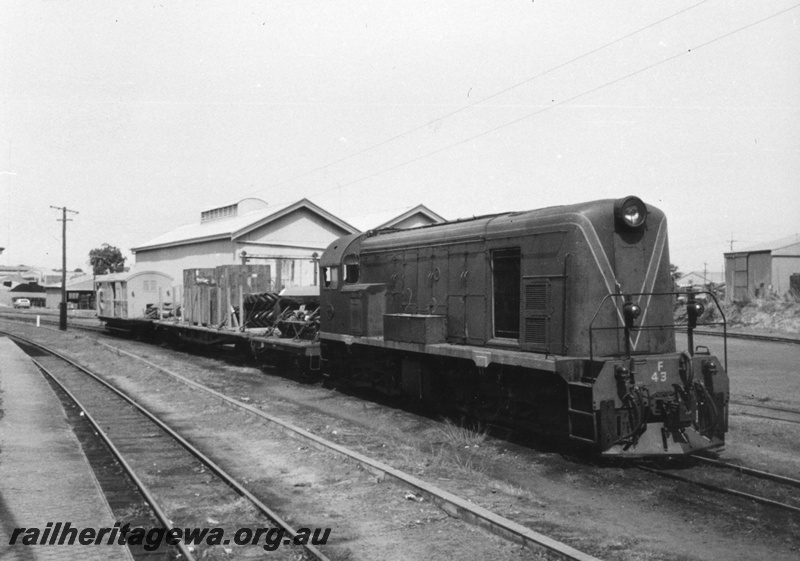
[4,329,601,561]
[729,400,800,425]
[638,456,800,515]
[9,334,329,561]
[91,339,601,561]
[0,310,107,332]
[680,327,800,345]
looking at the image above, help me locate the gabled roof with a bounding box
[0,265,34,274]
[9,282,45,293]
[725,234,800,256]
[132,198,358,253]
[233,198,358,240]
[344,204,446,232]
[43,274,96,291]
[375,204,446,230]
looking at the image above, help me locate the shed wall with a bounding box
[747,252,771,299]
[772,256,800,297]
[134,239,236,286]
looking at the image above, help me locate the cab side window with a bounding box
[322,266,339,289]
[343,254,359,284]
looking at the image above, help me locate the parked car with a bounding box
[13,298,31,309]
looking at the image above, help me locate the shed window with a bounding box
[492,248,521,339]
[322,266,339,289]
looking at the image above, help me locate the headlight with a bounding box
[614,196,647,230]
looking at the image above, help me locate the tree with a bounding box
[89,244,126,275]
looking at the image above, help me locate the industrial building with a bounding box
[44,275,96,310]
[131,198,447,295]
[724,235,800,302]
[131,198,359,292]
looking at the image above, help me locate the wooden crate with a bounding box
[216,265,272,328]
[182,265,273,328]
[182,268,216,325]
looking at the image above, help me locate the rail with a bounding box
[92,340,601,561]
[6,332,330,561]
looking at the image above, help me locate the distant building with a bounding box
[131,198,359,292]
[344,204,446,232]
[44,274,96,310]
[0,265,32,277]
[675,271,724,289]
[373,204,446,230]
[0,281,46,308]
[0,265,42,284]
[724,235,800,302]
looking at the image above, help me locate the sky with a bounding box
[1,1,798,276]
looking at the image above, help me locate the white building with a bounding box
[131,198,359,292]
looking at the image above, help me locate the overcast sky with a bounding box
[1,1,798,275]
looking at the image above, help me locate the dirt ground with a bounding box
[2,319,799,560]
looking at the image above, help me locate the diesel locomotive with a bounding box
[318,197,729,456]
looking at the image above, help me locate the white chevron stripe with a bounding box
[632,216,668,350]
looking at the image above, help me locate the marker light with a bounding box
[614,196,648,230]
[623,301,641,329]
[687,301,705,329]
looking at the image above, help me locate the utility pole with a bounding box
[50,206,79,330]
[703,262,708,286]
[727,233,738,252]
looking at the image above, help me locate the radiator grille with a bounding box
[524,317,547,345]
[525,283,547,310]
[523,280,549,349]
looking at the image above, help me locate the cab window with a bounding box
[343,254,360,284]
[322,266,339,289]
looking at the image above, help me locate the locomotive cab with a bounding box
[319,232,389,338]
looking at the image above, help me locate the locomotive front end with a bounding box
[576,197,730,456]
[587,303,729,456]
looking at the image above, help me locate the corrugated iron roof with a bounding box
[94,270,174,283]
[132,198,358,252]
[43,274,95,291]
[726,234,800,255]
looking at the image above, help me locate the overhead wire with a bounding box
[300,2,800,201]
[237,1,711,199]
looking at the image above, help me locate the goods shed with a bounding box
[724,235,800,302]
[130,198,358,293]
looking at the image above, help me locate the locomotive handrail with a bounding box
[588,289,727,373]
